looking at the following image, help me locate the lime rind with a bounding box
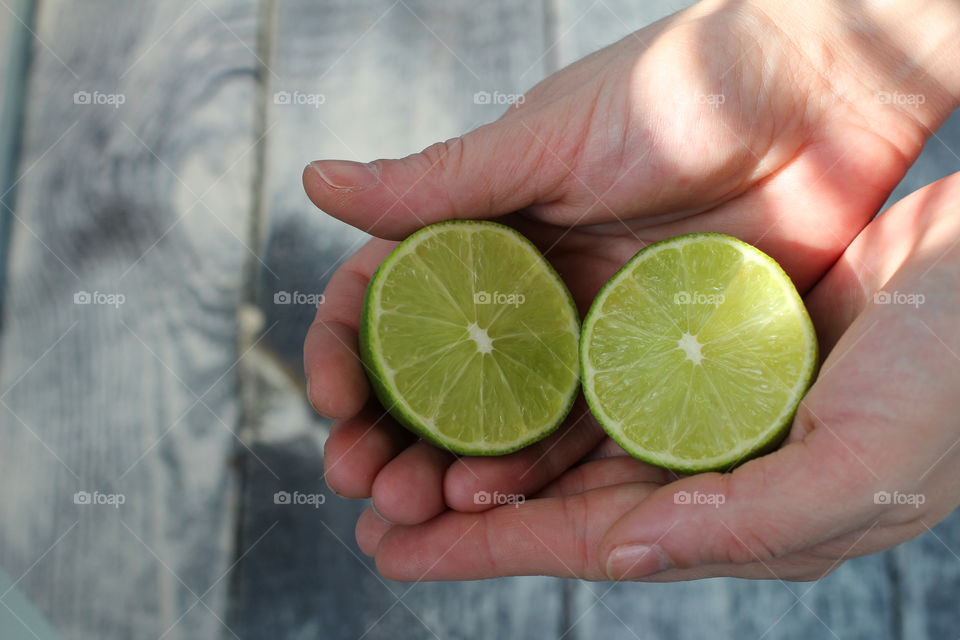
[360,220,581,456]
[580,233,818,473]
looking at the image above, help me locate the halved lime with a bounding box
[580,233,817,473]
[359,221,580,455]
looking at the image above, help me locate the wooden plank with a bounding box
[237,1,566,637]
[895,510,960,638]
[0,0,260,637]
[882,109,960,210]
[569,557,896,640]
[254,0,552,382]
[0,567,62,639]
[0,0,35,318]
[238,437,563,640]
[550,0,693,69]
[882,111,960,639]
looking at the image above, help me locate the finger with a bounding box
[305,238,396,418]
[580,436,633,462]
[536,456,672,499]
[374,482,657,581]
[302,118,572,240]
[804,170,960,351]
[598,414,881,580]
[372,442,456,525]
[323,405,416,499]
[356,504,394,557]
[644,519,928,582]
[443,398,606,511]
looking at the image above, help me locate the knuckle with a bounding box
[711,526,783,566]
[562,494,592,578]
[417,137,467,180]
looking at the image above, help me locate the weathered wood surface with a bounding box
[0,0,958,638]
[0,0,34,316]
[0,0,260,637]
[235,1,566,638]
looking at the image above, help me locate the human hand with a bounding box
[304,0,960,578]
[356,169,960,582]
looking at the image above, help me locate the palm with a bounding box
[348,178,960,581]
[305,0,954,580]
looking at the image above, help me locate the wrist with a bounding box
[749,0,960,136]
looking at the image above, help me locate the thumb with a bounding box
[598,427,879,580]
[302,119,567,240]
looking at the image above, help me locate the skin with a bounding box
[303,0,960,581]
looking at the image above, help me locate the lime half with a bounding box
[580,233,817,473]
[360,221,580,455]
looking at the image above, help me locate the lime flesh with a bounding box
[580,233,818,473]
[360,221,580,455]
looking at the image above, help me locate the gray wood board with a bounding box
[0,0,261,637]
[237,1,565,638]
[0,0,35,317]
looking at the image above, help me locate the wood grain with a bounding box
[236,1,566,638]
[0,1,260,637]
[0,0,35,319]
[0,0,957,637]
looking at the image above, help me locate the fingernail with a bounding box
[370,502,393,524]
[606,544,673,580]
[308,160,380,191]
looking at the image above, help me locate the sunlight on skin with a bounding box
[304,0,960,582]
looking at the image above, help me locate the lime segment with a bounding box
[360,221,580,455]
[580,233,817,473]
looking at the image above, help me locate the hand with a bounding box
[358,169,960,582]
[303,0,960,578]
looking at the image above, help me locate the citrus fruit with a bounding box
[360,220,580,455]
[580,233,817,473]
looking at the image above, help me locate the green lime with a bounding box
[359,220,580,455]
[580,233,818,473]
